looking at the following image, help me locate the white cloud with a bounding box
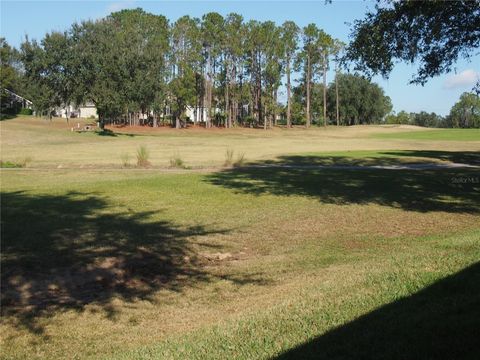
[106,1,136,14]
[443,69,480,89]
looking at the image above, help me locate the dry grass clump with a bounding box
[136,145,151,167]
[169,152,186,168]
[224,149,246,167]
[121,153,131,168]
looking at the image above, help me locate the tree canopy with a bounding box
[326,74,392,125]
[5,8,398,128]
[446,92,480,128]
[346,0,480,86]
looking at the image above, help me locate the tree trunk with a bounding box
[175,109,181,129]
[230,64,235,128]
[257,55,260,129]
[205,55,211,128]
[335,64,339,126]
[225,62,229,128]
[286,57,292,128]
[65,106,69,124]
[306,53,311,128]
[323,51,327,127]
[273,88,278,126]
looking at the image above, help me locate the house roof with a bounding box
[3,88,33,105]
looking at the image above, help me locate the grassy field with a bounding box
[373,128,480,141]
[1,116,479,168]
[1,116,479,359]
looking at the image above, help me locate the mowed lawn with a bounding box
[1,116,480,359]
[1,116,479,168]
[373,128,480,141]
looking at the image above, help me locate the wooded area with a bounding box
[1,4,479,129]
[1,9,394,128]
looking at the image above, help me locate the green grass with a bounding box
[373,128,480,141]
[1,160,24,168]
[1,157,32,168]
[1,116,478,168]
[1,118,480,359]
[261,150,480,166]
[118,238,480,360]
[2,164,479,359]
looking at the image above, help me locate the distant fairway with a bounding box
[373,128,480,141]
[1,116,479,169]
[1,116,479,359]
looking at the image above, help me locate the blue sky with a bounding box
[1,0,478,115]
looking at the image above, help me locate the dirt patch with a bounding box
[1,249,195,312]
[201,251,248,262]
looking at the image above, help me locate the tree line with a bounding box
[385,92,480,128]
[1,9,393,128]
[2,5,478,129]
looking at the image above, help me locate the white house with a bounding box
[2,88,33,109]
[78,103,98,118]
[185,106,209,122]
[57,103,222,122]
[185,106,224,122]
[58,102,98,119]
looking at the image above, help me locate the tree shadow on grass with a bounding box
[379,150,480,166]
[95,129,136,137]
[0,113,17,121]
[0,191,261,334]
[96,129,118,137]
[206,152,480,213]
[275,261,480,359]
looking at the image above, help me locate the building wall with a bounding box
[79,106,98,119]
[185,106,221,122]
[185,106,208,122]
[57,105,98,119]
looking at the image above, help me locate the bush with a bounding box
[136,145,150,167]
[121,153,130,168]
[169,152,186,168]
[244,116,257,128]
[233,152,246,167]
[18,108,33,115]
[214,113,226,126]
[1,160,23,168]
[292,116,306,125]
[19,156,32,167]
[224,148,234,166]
[1,157,32,168]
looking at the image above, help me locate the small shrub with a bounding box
[0,157,31,168]
[233,153,246,167]
[169,152,185,168]
[121,153,130,168]
[1,160,23,168]
[244,116,257,128]
[0,113,16,120]
[18,108,33,115]
[136,145,150,167]
[224,148,234,166]
[19,156,32,167]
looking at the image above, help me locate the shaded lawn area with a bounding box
[284,150,480,166]
[378,150,480,165]
[207,153,480,213]
[114,227,480,360]
[276,261,480,360]
[1,153,479,359]
[0,190,260,334]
